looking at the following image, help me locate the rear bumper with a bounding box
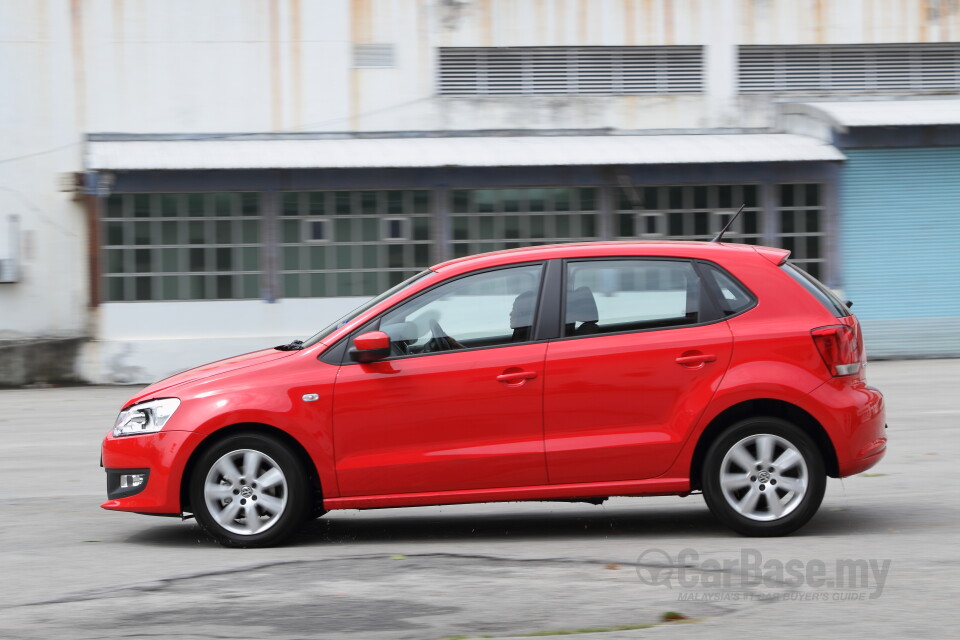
[808,379,886,477]
[100,430,203,514]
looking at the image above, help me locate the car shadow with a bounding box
[123,498,899,548]
[298,505,723,545]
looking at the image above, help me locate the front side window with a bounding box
[563,260,701,336]
[376,264,544,356]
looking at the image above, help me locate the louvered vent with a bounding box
[353,44,395,68]
[739,43,960,93]
[0,258,17,283]
[438,47,703,96]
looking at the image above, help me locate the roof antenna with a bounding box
[710,204,746,243]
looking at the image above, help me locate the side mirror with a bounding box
[349,331,391,363]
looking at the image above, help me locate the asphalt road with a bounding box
[1,359,958,639]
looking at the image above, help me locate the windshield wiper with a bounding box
[274,339,304,351]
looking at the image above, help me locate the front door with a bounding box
[332,263,549,497]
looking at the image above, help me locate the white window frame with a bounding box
[382,217,411,242]
[302,217,331,243]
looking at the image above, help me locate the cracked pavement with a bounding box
[1,359,958,639]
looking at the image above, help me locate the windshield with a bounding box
[300,270,433,348]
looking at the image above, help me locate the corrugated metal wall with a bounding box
[841,147,960,358]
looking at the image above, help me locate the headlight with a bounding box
[113,398,181,437]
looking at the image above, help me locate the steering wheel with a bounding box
[421,319,458,353]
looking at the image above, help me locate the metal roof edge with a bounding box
[86,128,774,143]
[777,97,960,130]
[86,133,845,170]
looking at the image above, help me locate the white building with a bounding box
[1,0,959,385]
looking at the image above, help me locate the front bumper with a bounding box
[100,430,203,515]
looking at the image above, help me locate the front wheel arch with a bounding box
[689,399,839,491]
[180,423,323,517]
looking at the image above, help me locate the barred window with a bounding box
[777,183,825,280]
[101,193,262,302]
[100,183,828,302]
[279,190,433,298]
[450,188,600,258]
[613,184,763,244]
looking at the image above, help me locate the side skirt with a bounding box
[323,477,691,510]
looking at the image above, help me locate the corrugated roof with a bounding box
[85,133,844,170]
[794,99,960,128]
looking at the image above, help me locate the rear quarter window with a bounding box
[781,263,850,317]
[702,264,755,317]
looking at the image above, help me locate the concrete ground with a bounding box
[0,359,957,639]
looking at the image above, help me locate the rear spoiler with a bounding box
[753,246,791,265]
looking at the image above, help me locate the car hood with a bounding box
[123,348,299,407]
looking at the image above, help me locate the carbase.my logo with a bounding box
[635,547,891,600]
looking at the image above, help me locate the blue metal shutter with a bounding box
[841,147,960,358]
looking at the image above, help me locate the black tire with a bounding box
[189,432,310,548]
[702,417,826,537]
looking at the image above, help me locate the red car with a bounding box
[101,241,886,547]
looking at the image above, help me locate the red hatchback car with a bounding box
[101,242,886,547]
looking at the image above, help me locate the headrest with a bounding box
[566,286,598,323]
[510,290,536,329]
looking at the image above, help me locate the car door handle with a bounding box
[675,353,717,366]
[496,371,538,383]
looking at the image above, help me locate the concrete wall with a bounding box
[0,2,90,344]
[78,296,369,384]
[2,0,959,383]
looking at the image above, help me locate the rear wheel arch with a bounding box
[689,399,839,490]
[180,423,323,516]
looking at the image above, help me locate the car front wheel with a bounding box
[702,417,826,536]
[189,432,309,547]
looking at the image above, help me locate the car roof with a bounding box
[431,241,789,275]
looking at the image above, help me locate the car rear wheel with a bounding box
[189,432,309,547]
[702,417,826,536]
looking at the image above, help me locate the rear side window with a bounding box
[563,260,701,336]
[781,263,850,317]
[702,264,754,316]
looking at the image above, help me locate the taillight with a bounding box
[811,324,862,376]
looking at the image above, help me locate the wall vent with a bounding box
[353,43,396,68]
[739,43,960,94]
[438,46,703,96]
[0,258,18,283]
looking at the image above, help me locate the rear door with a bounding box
[543,258,734,483]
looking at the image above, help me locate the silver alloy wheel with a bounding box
[718,433,809,522]
[203,448,288,536]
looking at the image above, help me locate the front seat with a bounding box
[565,286,601,336]
[509,290,536,342]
